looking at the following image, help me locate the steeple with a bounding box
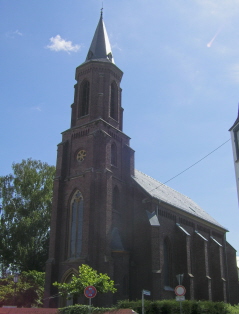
[85,12,114,63]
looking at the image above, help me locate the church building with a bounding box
[44,14,239,307]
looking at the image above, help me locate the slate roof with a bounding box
[132,169,226,230]
[85,13,114,64]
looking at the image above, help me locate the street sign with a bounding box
[84,286,97,299]
[175,285,186,296]
[176,296,185,301]
[142,289,151,314]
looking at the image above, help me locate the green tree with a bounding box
[53,264,117,298]
[0,270,45,308]
[0,158,55,273]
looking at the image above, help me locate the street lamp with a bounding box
[13,273,18,306]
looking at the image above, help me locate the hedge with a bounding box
[58,300,239,314]
[58,304,116,314]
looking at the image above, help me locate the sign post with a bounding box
[176,274,184,285]
[142,289,151,314]
[84,286,97,314]
[175,285,186,314]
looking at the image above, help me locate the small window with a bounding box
[110,82,118,120]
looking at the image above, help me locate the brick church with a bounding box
[44,14,239,307]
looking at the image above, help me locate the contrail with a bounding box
[207,26,224,47]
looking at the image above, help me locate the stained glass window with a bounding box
[70,191,84,258]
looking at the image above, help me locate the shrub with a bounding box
[116,299,232,314]
[58,300,239,314]
[58,304,115,314]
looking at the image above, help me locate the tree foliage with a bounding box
[0,158,55,273]
[53,264,117,298]
[0,270,45,308]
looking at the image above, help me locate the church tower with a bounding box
[44,13,135,307]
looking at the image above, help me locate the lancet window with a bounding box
[69,190,84,258]
[79,80,90,117]
[110,81,118,120]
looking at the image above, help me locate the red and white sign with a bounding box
[175,285,186,296]
[84,286,97,298]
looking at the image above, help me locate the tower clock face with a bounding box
[76,150,86,162]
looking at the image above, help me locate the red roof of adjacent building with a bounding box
[0,308,58,314]
[0,308,137,314]
[103,311,137,314]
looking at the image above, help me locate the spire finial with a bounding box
[101,3,103,18]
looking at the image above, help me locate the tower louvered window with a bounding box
[69,191,84,258]
[79,80,90,117]
[110,81,118,120]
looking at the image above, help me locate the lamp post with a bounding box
[13,273,18,306]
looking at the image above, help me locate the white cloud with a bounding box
[31,106,42,112]
[112,43,122,52]
[6,29,23,38]
[14,30,23,36]
[46,35,80,53]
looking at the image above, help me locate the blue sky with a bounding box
[1,0,239,254]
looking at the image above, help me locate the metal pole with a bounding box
[180,300,182,314]
[142,290,144,314]
[14,282,16,306]
[88,297,92,314]
[13,274,18,307]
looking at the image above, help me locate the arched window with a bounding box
[111,143,117,166]
[112,186,120,211]
[163,237,172,287]
[69,190,84,258]
[110,82,118,120]
[79,80,90,117]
